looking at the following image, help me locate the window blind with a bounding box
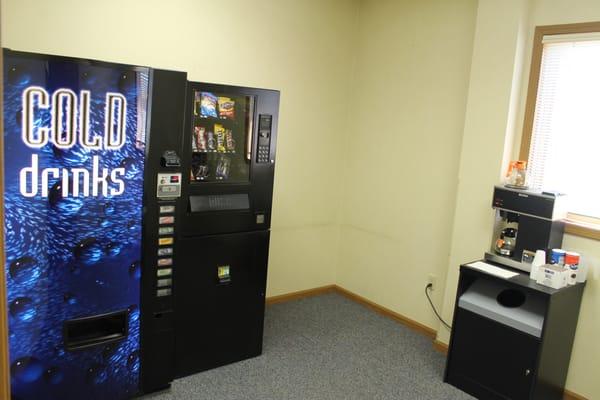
[528,38,600,218]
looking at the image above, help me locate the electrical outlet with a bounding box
[427,274,437,291]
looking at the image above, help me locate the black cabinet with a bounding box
[175,231,269,377]
[444,263,584,400]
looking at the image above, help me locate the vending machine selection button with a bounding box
[157,278,172,287]
[159,205,176,214]
[159,237,174,246]
[158,247,173,256]
[159,216,175,225]
[157,288,172,297]
[159,226,175,235]
[157,268,172,277]
[158,258,173,266]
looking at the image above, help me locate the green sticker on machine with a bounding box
[217,265,231,283]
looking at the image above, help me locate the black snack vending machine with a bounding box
[176,82,279,377]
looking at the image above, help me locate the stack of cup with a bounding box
[530,250,546,280]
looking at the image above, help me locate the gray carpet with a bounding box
[141,293,474,399]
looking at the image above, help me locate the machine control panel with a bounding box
[157,173,182,198]
[256,114,272,163]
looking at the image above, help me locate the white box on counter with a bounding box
[535,264,568,289]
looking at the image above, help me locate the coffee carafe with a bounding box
[495,227,518,256]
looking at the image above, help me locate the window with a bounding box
[521,22,600,240]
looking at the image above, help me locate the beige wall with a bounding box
[439,0,600,398]
[0,0,358,297]
[336,0,478,329]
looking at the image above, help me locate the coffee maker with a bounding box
[485,185,568,272]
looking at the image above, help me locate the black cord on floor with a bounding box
[425,284,452,330]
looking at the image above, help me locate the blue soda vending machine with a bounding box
[3,50,186,399]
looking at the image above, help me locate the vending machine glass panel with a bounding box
[190,90,255,183]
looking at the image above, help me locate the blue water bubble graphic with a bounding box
[81,71,96,86]
[44,366,64,385]
[127,351,140,372]
[128,261,141,280]
[9,256,41,285]
[103,202,116,216]
[51,145,90,166]
[102,343,118,360]
[9,297,36,322]
[127,219,138,231]
[7,65,31,86]
[11,357,44,383]
[86,364,108,385]
[52,345,66,358]
[119,157,139,179]
[105,242,122,257]
[63,292,77,305]
[73,238,103,265]
[48,180,84,215]
[127,304,140,323]
[119,72,136,92]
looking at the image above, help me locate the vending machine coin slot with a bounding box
[157,173,182,198]
[161,150,181,167]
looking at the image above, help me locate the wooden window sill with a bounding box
[564,219,600,241]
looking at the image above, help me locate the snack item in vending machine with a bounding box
[206,131,216,151]
[216,156,231,180]
[218,97,235,119]
[194,126,207,151]
[200,92,218,118]
[225,129,235,152]
[215,124,226,152]
[196,164,209,180]
[191,128,198,152]
[194,91,202,116]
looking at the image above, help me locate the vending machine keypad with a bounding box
[256,114,272,163]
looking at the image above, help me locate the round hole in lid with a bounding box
[496,288,526,308]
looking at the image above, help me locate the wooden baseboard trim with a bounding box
[564,389,589,400]
[432,339,448,355]
[265,285,587,400]
[333,285,437,339]
[265,285,336,305]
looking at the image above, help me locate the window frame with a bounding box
[521,21,600,241]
